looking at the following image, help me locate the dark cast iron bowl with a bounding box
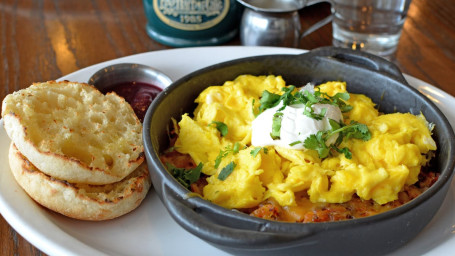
[143,47,455,255]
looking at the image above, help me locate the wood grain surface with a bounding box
[1,0,454,255]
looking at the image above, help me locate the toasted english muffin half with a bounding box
[9,143,151,221]
[1,81,143,184]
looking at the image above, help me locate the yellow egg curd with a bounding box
[173,75,436,209]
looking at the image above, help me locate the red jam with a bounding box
[102,81,162,122]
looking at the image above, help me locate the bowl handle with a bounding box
[161,184,314,249]
[306,46,408,84]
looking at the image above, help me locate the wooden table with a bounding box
[1,0,454,255]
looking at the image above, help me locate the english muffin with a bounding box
[1,81,143,184]
[8,143,151,221]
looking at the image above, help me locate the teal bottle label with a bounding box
[153,0,230,31]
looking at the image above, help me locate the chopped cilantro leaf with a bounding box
[303,106,327,120]
[250,147,261,157]
[329,119,341,130]
[289,141,301,146]
[304,132,330,158]
[333,146,352,159]
[333,92,350,101]
[167,163,203,189]
[259,90,281,113]
[330,120,371,141]
[233,142,240,153]
[214,149,229,169]
[214,143,240,168]
[339,105,353,113]
[277,86,296,110]
[258,86,299,113]
[184,163,203,184]
[320,108,328,117]
[210,121,228,137]
[303,90,319,104]
[331,92,352,113]
[250,147,269,157]
[252,99,259,117]
[271,112,283,140]
[304,119,371,159]
[218,161,236,181]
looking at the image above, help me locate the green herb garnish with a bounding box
[250,147,269,157]
[214,149,229,169]
[259,90,282,113]
[289,141,301,146]
[270,112,283,140]
[252,99,259,117]
[214,143,241,168]
[209,121,228,137]
[303,131,331,159]
[303,119,371,159]
[233,142,240,153]
[258,85,353,120]
[218,161,236,181]
[332,92,353,113]
[167,163,203,189]
[164,146,176,153]
[252,147,269,157]
[250,147,262,157]
[304,106,327,121]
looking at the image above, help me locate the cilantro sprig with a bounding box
[256,85,354,141]
[302,119,371,159]
[167,163,203,189]
[259,90,282,113]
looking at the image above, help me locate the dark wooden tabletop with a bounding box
[1,0,454,255]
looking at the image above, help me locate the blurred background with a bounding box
[0,0,453,100]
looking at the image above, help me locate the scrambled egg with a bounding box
[174,75,436,208]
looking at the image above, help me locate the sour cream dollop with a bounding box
[251,86,343,150]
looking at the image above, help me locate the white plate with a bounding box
[1,46,455,256]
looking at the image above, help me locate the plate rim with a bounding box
[1,46,454,256]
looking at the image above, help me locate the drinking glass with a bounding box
[331,0,412,58]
